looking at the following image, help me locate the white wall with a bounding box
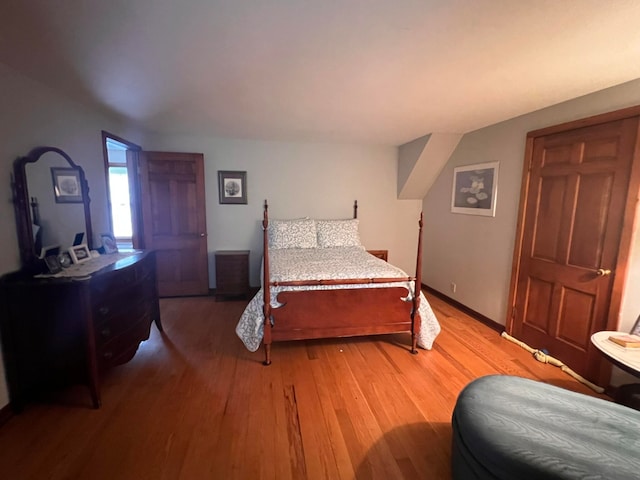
[423,78,640,385]
[145,135,423,287]
[0,62,144,409]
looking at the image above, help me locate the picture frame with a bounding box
[68,244,91,264]
[51,167,83,203]
[100,233,118,254]
[72,232,85,246]
[39,244,61,259]
[218,170,247,204]
[44,255,62,274]
[451,161,499,217]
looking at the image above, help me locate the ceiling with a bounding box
[3,0,640,146]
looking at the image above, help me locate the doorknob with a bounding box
[200,233,206,237]
[596,268,612,276]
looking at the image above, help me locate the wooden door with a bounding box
[510,115,640,384]
[139,151,209,297]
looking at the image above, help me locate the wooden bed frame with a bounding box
[261,200,423,365]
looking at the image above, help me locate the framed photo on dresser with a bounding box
[69,244,91,264]
[44,255,62,274]
[101,233,118,254]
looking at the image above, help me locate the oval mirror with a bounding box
[13,147,93,270]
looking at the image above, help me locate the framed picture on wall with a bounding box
[451,161,499,217]
[218,170,247,204]
[51,167,83,203]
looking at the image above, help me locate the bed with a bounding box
[235,201,441,364]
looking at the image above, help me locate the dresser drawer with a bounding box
[98,317,152,370]
[217,268,246,285]
[215,250,249,298]
[92,265,137,297]
[91,254,154,299]
[93,272,154,315]
[94,297,154,346]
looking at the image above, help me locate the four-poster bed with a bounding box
[235,200,441,364]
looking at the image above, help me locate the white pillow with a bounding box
[268,219,317,249]
[316,219,362,248]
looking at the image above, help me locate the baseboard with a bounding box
[0,403,13,427]
[422,284,503,333]
[209,287,260,300]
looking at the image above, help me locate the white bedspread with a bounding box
[235,247,441,352]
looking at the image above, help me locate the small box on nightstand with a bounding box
[367,250,388,262]
[215,250,249,300]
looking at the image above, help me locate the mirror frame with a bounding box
[13,146,93,270]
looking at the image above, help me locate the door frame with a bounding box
[101,131,144,248]
[506,105,640,385]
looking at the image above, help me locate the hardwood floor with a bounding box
[0,293,610,479]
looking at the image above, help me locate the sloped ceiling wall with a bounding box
[398,133,462,199]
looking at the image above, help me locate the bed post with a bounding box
[411,211,424,354]
[262,200,272,366]
[353,199,358,219]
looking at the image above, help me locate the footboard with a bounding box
[271,287,414,342]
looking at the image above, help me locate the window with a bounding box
[108,164,133,240]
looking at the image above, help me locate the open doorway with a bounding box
[101,131,142,249]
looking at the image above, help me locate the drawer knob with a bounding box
[99,306,110,316]
[100,327,111,338]
[103,351,113,359]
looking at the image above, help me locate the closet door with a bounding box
[509,111,640,385]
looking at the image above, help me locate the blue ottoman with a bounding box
[451,375,640,479]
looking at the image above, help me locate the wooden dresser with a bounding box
[215,250,250,299]
[0,251,161,410]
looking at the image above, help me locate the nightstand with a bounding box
[367,250,388,262]
[215,250,250,300]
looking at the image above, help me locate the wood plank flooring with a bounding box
[0,293,610,479]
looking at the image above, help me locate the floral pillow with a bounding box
[268,219,317,249]
[316,219,362,248]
